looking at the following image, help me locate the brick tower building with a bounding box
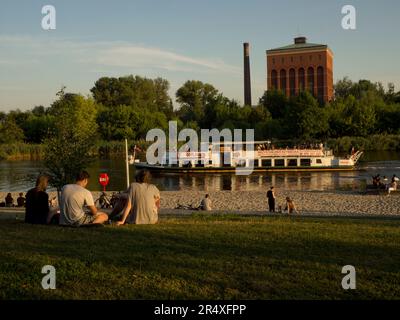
[266,37,333,103]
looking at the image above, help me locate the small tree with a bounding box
[44,92,98,192]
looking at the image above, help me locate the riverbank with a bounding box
[2,189,399,217]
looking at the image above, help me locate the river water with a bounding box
[0,151,399,192]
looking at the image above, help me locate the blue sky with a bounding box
[0,0,399,111]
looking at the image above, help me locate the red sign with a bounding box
[99,173,109,191]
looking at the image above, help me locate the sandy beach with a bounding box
[1,189,399,217]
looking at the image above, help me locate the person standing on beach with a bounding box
[267,187,276,213]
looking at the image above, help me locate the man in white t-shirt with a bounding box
[116,170,160,225]
[60,171,109,226]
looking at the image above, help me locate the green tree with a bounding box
[97,104,168,141]
[91,75,173,117]
[44,93,99,190]
[20,113,55,143]
[176,80,219,124]
[285,91,328,139]
[259,90,287,119]
[0,117,25,143]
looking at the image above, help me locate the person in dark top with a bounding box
[266,187,276,213]
[5,193,14,207]
[17,193,26,207]
[25,175,58,225]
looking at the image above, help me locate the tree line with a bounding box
[1,75,400,148]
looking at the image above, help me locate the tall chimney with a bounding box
[243,42,252,106]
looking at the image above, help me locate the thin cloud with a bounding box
[96,45,240,74]
[0,34,240,74]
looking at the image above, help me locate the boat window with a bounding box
[261,159,272,167]
[287,159,297,167]
[316,159,322,164]
[300,159,311,166]
[274,159,285,167]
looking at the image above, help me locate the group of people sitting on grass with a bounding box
[24,169,160,227]
[372,174,399,195]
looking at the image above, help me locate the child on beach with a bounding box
[284,197,298,214]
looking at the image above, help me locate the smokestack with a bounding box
[243,42,252,106]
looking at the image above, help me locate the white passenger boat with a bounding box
[133,141,363,173]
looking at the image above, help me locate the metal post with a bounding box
[125,139,130,189]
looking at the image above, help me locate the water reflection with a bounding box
[152,171,353,191]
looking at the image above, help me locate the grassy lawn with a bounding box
[0,214,399,300]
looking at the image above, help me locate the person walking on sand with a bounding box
[267,187,276,213]
[116,170,160,225]
[60,171,109,226]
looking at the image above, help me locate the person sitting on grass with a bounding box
[199,194,212,211]
[116,169,160,226]
[25,175,59,225]
[284,197,298,214]
[60,171,109,226]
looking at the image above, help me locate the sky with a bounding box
[0,0,400,111]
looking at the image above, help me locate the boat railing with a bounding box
[256,149,326,157]
[176,149,332,159]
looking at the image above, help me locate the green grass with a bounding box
[0,214,399,300]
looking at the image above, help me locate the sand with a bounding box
[1,189,399,217]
